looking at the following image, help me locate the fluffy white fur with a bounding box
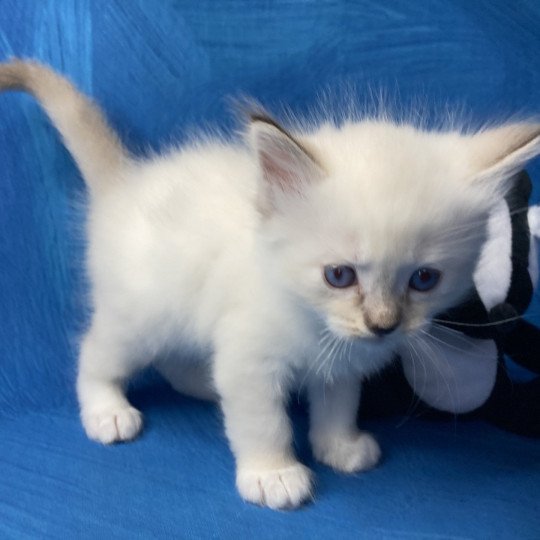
[1,60,540,510]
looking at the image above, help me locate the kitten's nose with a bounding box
[367,322,399,337]
[364,302,402,338]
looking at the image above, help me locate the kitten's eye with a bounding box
[324,265,357,288]
[409,268,441,292]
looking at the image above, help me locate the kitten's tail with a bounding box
[0,59,128,194]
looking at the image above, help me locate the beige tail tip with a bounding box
[0,59,52,92]
[0,59,30,90]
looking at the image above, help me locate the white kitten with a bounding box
[1,61,539,510]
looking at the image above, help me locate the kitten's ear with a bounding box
[469,122,540,189]
[250,115,324,212]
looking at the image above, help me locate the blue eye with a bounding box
[409,268,441,292]
[324,265,357,288]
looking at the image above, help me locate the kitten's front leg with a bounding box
[308,376,381,473]
[213,339,313,510]
[78,323,146,444]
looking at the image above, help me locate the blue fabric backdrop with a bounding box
[0,1,539,538]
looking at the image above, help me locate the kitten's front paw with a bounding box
[236,462,313,510]
[82,406,143,444]
[313,432,381,473]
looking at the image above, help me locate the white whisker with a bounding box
[414,332,459,418]
[407,335,429,397]
[297,328,336,396]
[432,315,522,328]
[397,336,430,424]
[431,323,488,355]
[318,335,342,380]
[419,327,486,358]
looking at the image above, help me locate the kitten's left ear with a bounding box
[469,122,540,188]
[250,114,324,213]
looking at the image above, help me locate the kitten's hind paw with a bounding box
[82,406,143,444]
[313,431,381,473]
[236,462,314,510]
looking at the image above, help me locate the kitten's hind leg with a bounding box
[77,324,147,444]
[156,358,218,401]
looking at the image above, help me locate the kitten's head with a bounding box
[250,114,540,351]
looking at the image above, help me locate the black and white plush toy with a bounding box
[361,171,540,437]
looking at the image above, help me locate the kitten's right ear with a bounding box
[469,122,540,193]
[250,114,324,213]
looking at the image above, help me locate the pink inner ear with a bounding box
[260,146,298,192]
[254,121,323,204]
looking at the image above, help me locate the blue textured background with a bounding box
[0,1,539,538]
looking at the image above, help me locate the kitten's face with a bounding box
[252,117,540,350]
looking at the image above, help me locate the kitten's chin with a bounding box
[317,323,402,377]
[347,334,401,376]
[353,333,403,353]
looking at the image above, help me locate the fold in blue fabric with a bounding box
[0,1,538,538]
